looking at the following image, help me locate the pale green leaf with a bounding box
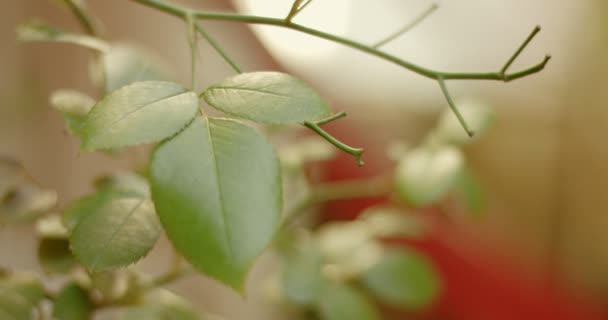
[0,159,57,224]
[362,248,440,309]
[150,116,282,289]
[317,282,379,320]
[454,168,485,216]
[70,197,160,271]
[49,89,95,135]
[0,273,45,320]
[203,72,331,124]
[82,81,199,150]
[360,206,426,239]
[395,145,464,207]
[121,289,201,320]
[282,247,323,306]
[17,21,109,52]
[52,283,92,320]
[102,45,169,93]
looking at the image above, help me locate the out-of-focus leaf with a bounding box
[362,248,440,309]
[317,282,379,320]
[121,289,201,320]
[282,247,323,306]
[93,171,150,198]
[203,72,331,124]
[0,158,57,224]
[17,20,109,52]
[102,45,169,93]
[90,269,134,303]
[37,216,76,274]
[317,222,383,280]
[433,98,494,145]
[360,206,426,238]
[454,168,485,216]
[70,197,160,271]
[150,116,282,290]
[0,272,45,320]
[395,145,464,207]
[52,283,92,320]
[50,89,95,135]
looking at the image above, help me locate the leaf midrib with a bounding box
[204,118,236,265]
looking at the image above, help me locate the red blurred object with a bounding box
[318,124,607,320]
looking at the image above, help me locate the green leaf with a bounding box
[0,158,57,224]
[395,145,464,207]
[17,20,109,52]
[93,171,150,198]
[362,248,440,309]
[82,81,199,151]
[49,89,95,135]
[317,282,380,320]
[203,72,331,124]
[150,116,282,290]
[102,45,169,93]
[62,191,114,232]
[121,289,201,320]
[454,168,485,216]
[282,247,323,306]
[70,197,160,271]
[52,283,92,320]
[0,273,45,320]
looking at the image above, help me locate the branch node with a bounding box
[304,112,365,166]
[500,25,543,75]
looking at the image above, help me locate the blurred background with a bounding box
[2,0,608,319]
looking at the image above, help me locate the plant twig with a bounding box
[304,112,364,166]
[372,2,439,49]
[194,22,242,74]
[186,14,198,90]
[438,77,474,137]
[500,25,541,76]
[62,0,99,36]
[130,0,549,82]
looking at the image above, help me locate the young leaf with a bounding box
[150,116,282,290]
[52,283,92,320]
[317,282,380,320]
[394,145,464,207]
[361,248,440,309]
[49,89,95,135]
[102,45,170,93]
[82,81,199,151]
[17,21,109,52]
[203,72,331,124]
[70,198,160,271]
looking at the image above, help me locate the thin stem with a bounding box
[500,25,541,75]
[304,121,364,167]
[63,0,98,36]
[372,2,439,49]
[286,0,304,22]
[129,0,549,82]
[438,77,474,137]
[314,111,347,126]
[186,14,198,90]
[296,0,314,16]
[284,174,392,225]
[194,23,242,74]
